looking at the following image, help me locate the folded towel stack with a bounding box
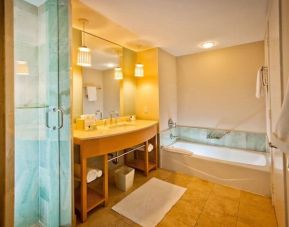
[74,164,102,183]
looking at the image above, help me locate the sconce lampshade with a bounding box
[135,63,144,77]
[16,61,29,75]
[77,46,91,67]
[114,67,123,80]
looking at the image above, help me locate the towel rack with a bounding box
[261,66,269,86]
[83,85,102,90]
[108,144,145,162]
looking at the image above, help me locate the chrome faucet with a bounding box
[109,111,119,124]
[110,111,114,124]
[115,111,119,124]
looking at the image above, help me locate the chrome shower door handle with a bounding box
[46,107,53,129]
[46,107,62,130]
[57,107,64,129]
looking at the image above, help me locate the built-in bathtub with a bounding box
[161,140,271,196]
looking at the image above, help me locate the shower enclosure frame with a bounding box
[0,0,15,227]
[0,0,74,226]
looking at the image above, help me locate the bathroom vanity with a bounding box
[73,120,158,222]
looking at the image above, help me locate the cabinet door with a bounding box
[267,0,288,226]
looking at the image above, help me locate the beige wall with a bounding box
[82,68,103,115]
[135,48,159,120]
[72,28,82,120]
[158,49,178,131]
[103,69,120,118]
[177,41,265,133]
[120,48,137,116]
[281,0,289,92]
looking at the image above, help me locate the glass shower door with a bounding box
[14,0,71,226]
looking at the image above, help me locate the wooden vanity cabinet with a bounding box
[73,122,158,222]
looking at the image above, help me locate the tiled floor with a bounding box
[77,169,277,227]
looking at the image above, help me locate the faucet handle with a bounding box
[168,118,177,129]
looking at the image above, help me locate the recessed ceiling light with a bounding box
[200,41,216,49]
[106,63,116,68]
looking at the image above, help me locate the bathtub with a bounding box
[161,140,271,196]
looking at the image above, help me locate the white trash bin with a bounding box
[114,166,135,191]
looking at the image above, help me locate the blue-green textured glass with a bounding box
[14,0,72,226]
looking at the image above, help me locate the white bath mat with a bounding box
[112,177,186,227]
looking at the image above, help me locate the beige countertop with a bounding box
[73,120,158,141]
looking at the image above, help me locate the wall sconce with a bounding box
[135,63,144,77]
[77,18,92,67]
[16,61,29,75]
[114,67,123,80]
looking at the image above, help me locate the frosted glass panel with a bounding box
[14,0,71,226]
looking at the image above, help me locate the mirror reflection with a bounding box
[73,29,123,119]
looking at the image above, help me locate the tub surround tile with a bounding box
[246,133,266,152]
[224,131,247,150]
[160,129,178,147]
[161,126,267,152]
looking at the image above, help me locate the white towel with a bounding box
[256,67,264,98]
[138,143,154,152]
[74,164,102,183]
[86,86,97,101]
[274,80,289,143]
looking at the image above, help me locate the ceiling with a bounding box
[72,0,149,53]
[78,0,269,56]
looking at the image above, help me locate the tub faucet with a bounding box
[168,118,177,129]
[170,133,178,140]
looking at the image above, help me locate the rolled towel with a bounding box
[74,164,102,183]
[138,143,154,152]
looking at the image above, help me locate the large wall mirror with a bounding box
[72,28,137,120]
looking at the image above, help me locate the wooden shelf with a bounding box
[75,187,105,212]
[126,159,156,172]
[74,177,81,182]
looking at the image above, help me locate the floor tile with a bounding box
[195,191,239,227]
[212,184,240,201]
[158,200,199,226]
[76,168,277,227]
